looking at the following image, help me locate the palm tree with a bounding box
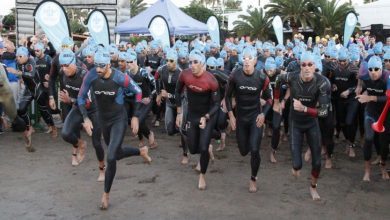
[364,0,378,3]
[264,0,315,35]
[233,8,270,40]
[312,0,355,36]
[130,0,147,17]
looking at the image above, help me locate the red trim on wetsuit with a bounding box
[306,107,317,117]
[311,169,320,178]
[154,71,160,80]
[123,74,130,87]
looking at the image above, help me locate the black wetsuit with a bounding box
[78,67,142,193]
[225,67,273,180]
[175,69,220,174]
[275,72,330,179]
[61,66,104,162]
[18,58,54,130]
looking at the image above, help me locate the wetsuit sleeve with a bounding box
[261,76,273,116]
[274,73,289,99]
[307,78,331,118]
[49,56,59,97]
[47,42,56,57]
[155,68,162,94]
[207,75,220,117]
[175,72,185,108]
[144,69,156,95]
[213,70,229,84]
[113,70,142,102]
[77,70,96,119]
[225,73,236,112]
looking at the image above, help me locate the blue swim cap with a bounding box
[166,49,178,61]
[368,56,382,69]
[350,51,360,62]
[242,46,257,59]
[206,57,217,67]
[108,43,119,55]
[265,57,276,71]
[383,51,390,60]
[216,58,224,67]
[16,47,29,57]
[127,50,137,62]
[34,42,45,51]
[83,45,97,57]
[300,51,315,63]
[373,43,383,55]
[338,48,349,60]
[219,50,227,59]
[314,55,322,72]
[118,52,128,61]
[59,49,76,65]
[275,56,284,68]
[94,48,111,65]
[189,49,205,64]
[178,47,188,58]
[61,36,74,48]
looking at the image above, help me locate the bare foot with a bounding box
[77,140,87,164]
[363,161,371,182]
[216,133,226,151]
[198,174,206,190]
[140,146,152,164]
[181,155,189,165]
[249,180,257,193]
[348,147,356,158]
[138,140,145,148]
[24,129,32,148]
[149,132,158,149]
[72,153,79,166]
[381,166,390,180]
[270,150,277,163]
[97,166,105,182]
[371,156,381,165]
[304,149,311,162]
[363,172,370,182]
[310,186,321,201]
[99,193,109,210]
[291,168,301,178]
[195,161,201,172]
[325,158,332,169]
[46,126,58,138]
[209,144,215,162]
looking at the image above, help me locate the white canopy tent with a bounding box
[355,0,390,30]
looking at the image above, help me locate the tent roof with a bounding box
[115,0,208,35]
[355,0,390,30]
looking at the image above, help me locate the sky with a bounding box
[0,0,365,16]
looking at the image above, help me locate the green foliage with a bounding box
[181,4,218,23]
[2,8,15,30]
[70,20,86,35]
[233,8,270,41]
[311,0,355,36]
[265,0,315,35]
[130,0,147,17]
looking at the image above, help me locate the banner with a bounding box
[207,16,220,46]
[33,0,71,51]
[87,10,110,47]
[272,16,283,45]
[343,13,358,48]
[148,16,170,49]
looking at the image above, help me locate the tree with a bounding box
[312,0,355,36]
[181,3,217,24]
[233,8,270,41]
[70,20,86,35]
[264,0,315,35]
[66,8,88,35]
[225,0,242,10]
[130,0,147,17]
[192,0,220,7]
[2,8,15,30]
[364,0,378,3]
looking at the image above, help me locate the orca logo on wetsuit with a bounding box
[239,86,257,91]
[334,77,348,81]
[298,97,312,102]
[65,84,80,91]
[188,84,203,91]
[366,88,383,93]
[94,91,116,95]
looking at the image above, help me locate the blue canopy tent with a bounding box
[115,0,208,35]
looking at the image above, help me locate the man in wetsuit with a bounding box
[54,49,105,182]
[274,51,331,201]
[175,49,220,190]
[7,47,55,151]
[225,47,273,193]
[77,48,151,210]
[156,49,189,164]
